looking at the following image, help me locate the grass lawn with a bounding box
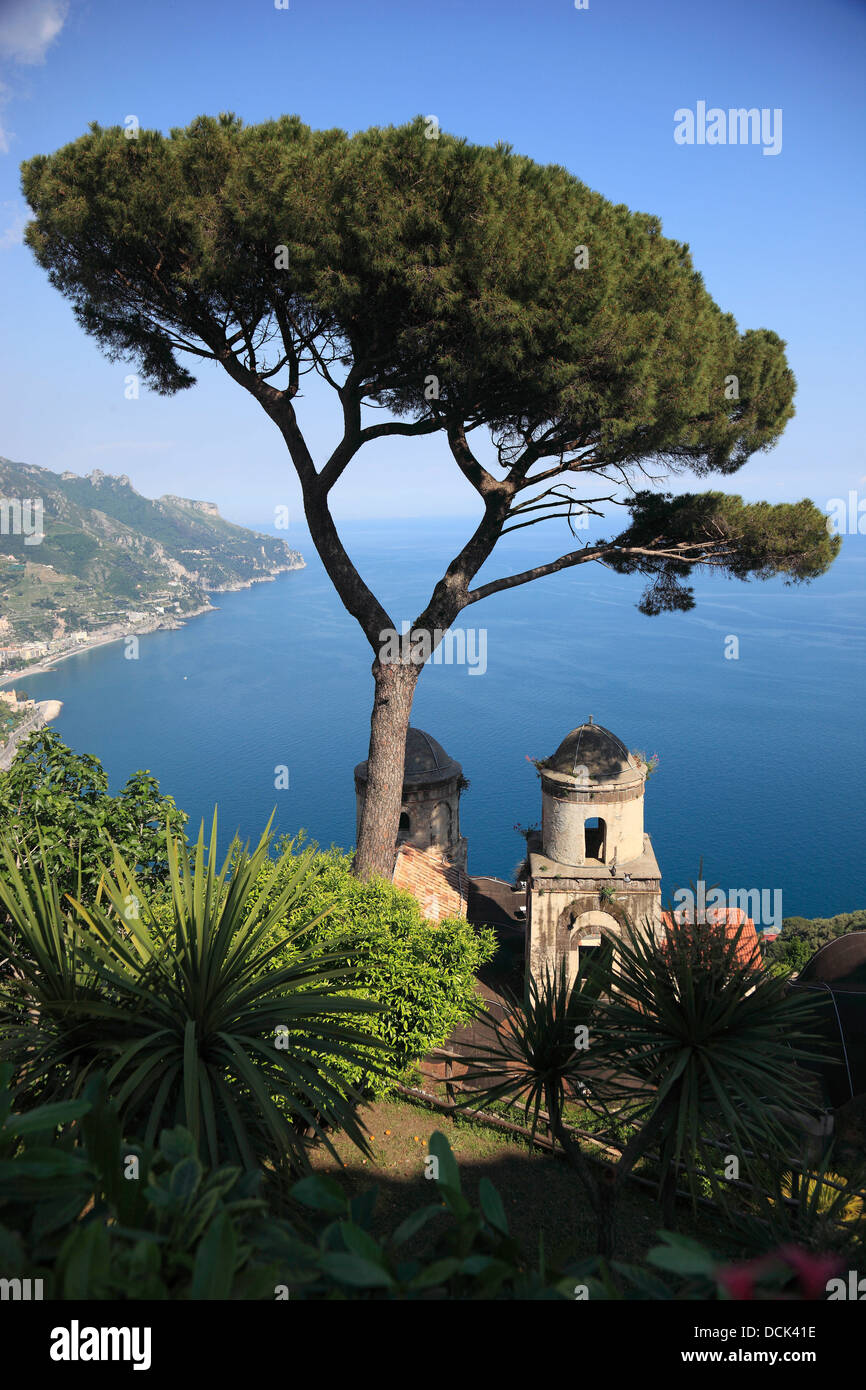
[308,1094,740,1268]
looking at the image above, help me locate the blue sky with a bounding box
[0,0,863,526]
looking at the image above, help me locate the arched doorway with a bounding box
[554,904,624,985]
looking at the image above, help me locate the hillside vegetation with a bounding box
[0,455,302,643]
[765,909,866,974]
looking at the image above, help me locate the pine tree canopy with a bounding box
[20,113,838,619]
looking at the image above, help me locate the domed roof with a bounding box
[354,726,462,786]
[544,720,637,783]
[796,932,866,989]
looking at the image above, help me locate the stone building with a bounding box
[525,718,663,985]
[356,717,767,1006]
[354,726,468,871]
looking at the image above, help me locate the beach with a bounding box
[0,612,209,688]
[0,698,64,770]
[0,561,305,689]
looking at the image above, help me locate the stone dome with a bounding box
[354,726,462,787]
[544,721,638,784]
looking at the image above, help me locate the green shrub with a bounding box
[0,1070,844,1301]
[0,729,187,901]
[0,1066,280,1299]
[765,909,866,976]
[0,820,386,1174]
[257,843,496,1097]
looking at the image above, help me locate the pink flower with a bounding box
[777,1245,843,1300]
[717,1246,843,1301]
[717,1256,771,1300]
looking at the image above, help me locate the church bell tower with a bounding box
[526,718,662,984]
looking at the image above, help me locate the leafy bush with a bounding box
[0,1067,281,1299]
[0,730,187,900]
[0,1071,843,1300]
[255,844,495,1096]
[765,909,866,976]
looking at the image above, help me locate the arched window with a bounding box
[584,816,606,862]
[398,811,411,838]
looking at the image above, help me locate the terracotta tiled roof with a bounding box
[662,907,761,969]
[392,845,468,922]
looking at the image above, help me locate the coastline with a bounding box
[206,560,305,594]
[0,699,64,770]
[0,559,305,690]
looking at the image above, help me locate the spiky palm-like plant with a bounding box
[456,943,621,1253]
[461,915,828,1258]
[0,818,388,1175]
[724,1148,866,1260]
[0,832,107,1104]
[597,916,830,1221]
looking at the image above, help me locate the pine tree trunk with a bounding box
[353,659,419,881]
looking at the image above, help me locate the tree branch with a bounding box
[466,544,611,604]
[465,539,738,605]
[447,422,500,498]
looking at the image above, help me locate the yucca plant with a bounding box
[0,833,110,1108]
[455,943,623,1254]
[460,913,830,1259]
[598,916,831,1222]
[0,816,390,1176]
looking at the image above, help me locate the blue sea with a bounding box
[15,522,866,921]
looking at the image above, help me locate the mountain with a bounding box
[0,456,304,647]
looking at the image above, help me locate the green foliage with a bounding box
[457,951,612,1137]
[0,1075,840,1301]
[459,918,831,1257]
[19,112,835,626]
[256,844,496,1096]
[609,491,840,614]
[765,909,866,976]
[22,114,793,471]
[723,1147,866,1261]
[0,819,386,1174]
[0,730,187,900]
[0,1067,280,1299]
[0,702,29,743]
[599,919,831,1202]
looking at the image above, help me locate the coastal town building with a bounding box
[0,642,48,666]
[0,690,37,711]
[661,906,761,969]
